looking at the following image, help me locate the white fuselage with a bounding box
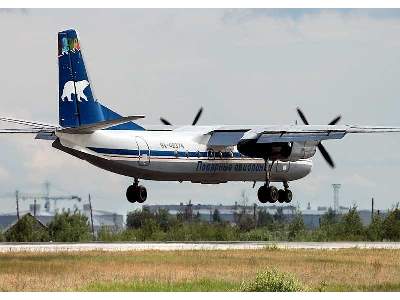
[55,127,312,184]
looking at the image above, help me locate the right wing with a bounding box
[206,124,400,147]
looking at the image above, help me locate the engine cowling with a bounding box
[237,140,317,161]
[287,141,317,161]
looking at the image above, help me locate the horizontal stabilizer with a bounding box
[60,115,145,134]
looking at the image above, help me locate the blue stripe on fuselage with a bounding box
[87,147,242,158]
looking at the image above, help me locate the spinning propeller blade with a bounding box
[296,107,341,168]
[192,107,203,125]
[160,107,204,126]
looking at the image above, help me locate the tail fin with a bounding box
[58,29,144,130]
[58,29,104,127]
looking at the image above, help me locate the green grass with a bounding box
[1,249,400,291]
[82,279,237,292]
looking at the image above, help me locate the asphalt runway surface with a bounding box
[1,242,400,252]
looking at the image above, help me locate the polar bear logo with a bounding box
[61,80,90,102]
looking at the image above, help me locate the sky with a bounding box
[1,8,400,215]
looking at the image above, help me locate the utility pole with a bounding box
[44,181,50,212]
[253,203,257,228]
[88,194,95,238]
[33,198,37,217]
[371,197,374,222]
[15,190,20,220]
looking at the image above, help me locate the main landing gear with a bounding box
[257,160,293,204]
[126,178,147,203]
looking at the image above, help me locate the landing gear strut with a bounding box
[126,178,147,203]
[257,160,292,204]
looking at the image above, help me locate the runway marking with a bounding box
[1,242,400,252]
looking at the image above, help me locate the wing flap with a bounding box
[256,131,346,143]
[207,131,247,146]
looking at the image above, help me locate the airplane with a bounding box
[1,29,400,205]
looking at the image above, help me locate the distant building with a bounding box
[144,202,297,224]
[143,203,386,229]
[82,204,124,232]
[0,205,124,233]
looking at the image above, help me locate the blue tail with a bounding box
[58,29,143,130]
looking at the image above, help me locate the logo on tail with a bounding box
[61,80,89,102]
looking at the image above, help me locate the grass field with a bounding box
[0,248,399,291]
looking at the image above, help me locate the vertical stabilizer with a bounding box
[58,29,104,127]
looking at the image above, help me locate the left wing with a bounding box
[0,117,59,140]
[0,115,145,136]
[0,117,60,130]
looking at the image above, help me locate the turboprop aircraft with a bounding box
[1,29,400,204]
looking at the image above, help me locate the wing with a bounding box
[206,124,400,147]
[0,115,145,137]
[0,117,59,129]
[0,117,59,140]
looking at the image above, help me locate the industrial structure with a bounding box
[332,184,341,212]
[0,182,123,233]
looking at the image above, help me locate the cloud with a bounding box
[0,9,29,15]
[222,8,400,24]
[0,9,400,213]
[0,166,10,181]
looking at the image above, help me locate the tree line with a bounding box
[1,206,400,242]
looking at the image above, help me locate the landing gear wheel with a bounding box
[136,185,147,203]
[278,189,286,203]
[126,181,147,203]
[258,185,279,203]
[258,185,268,203]
[267,186,279,203]
[284,189,292,203]
[126,185,138,203]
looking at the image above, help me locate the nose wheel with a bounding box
[126,179,147,203]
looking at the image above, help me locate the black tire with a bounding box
[278,189,286,203]
[126,185,138,203]
[257,185,268,203]
[137,185,147,203]
[267,186,279,203]
[284,189,293,203]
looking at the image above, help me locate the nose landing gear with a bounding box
[126,178,147,203]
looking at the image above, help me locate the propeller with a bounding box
[296,107,341,168]
[160,107,203,126]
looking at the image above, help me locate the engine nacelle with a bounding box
[237,140,317,161]
[287,141,317,161]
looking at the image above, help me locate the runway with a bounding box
[1,241,400,252]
